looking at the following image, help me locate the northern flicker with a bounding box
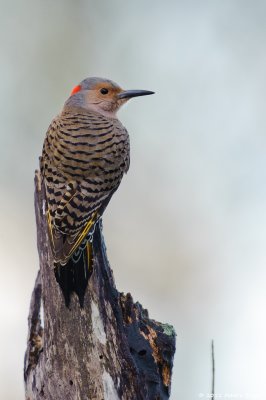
[40,77,154,306]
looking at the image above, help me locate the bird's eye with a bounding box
[100,88,109,95]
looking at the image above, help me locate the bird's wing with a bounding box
[47,205,97,265]
[41,109,129,264]
[45,178,111,264]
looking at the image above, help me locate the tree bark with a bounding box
[24,171,176,400]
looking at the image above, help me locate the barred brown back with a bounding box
[40,105,130,264]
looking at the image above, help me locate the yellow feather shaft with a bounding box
[47,210,97,262]
[66,213,96,258]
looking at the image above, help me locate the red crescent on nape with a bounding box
[70,85,82,96]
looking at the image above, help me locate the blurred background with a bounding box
[1,0,266,399]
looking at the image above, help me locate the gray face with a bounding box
[64,77,124,117]
[64,77,154,118]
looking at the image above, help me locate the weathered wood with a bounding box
[24,171,176,400]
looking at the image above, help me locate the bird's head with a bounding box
[64,77,154,118]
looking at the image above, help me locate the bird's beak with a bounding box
[118,89,155,99]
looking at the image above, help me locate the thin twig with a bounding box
[211,339,215,399]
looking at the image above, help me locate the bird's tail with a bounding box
[54,240,93,307]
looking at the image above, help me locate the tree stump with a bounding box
[24,171,176,400]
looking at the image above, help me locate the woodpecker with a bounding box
[40,77,154,306]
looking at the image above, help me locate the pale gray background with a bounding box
[1,1,266,399]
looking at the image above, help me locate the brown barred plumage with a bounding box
[41,106,129,262]
[40,77,154,305]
